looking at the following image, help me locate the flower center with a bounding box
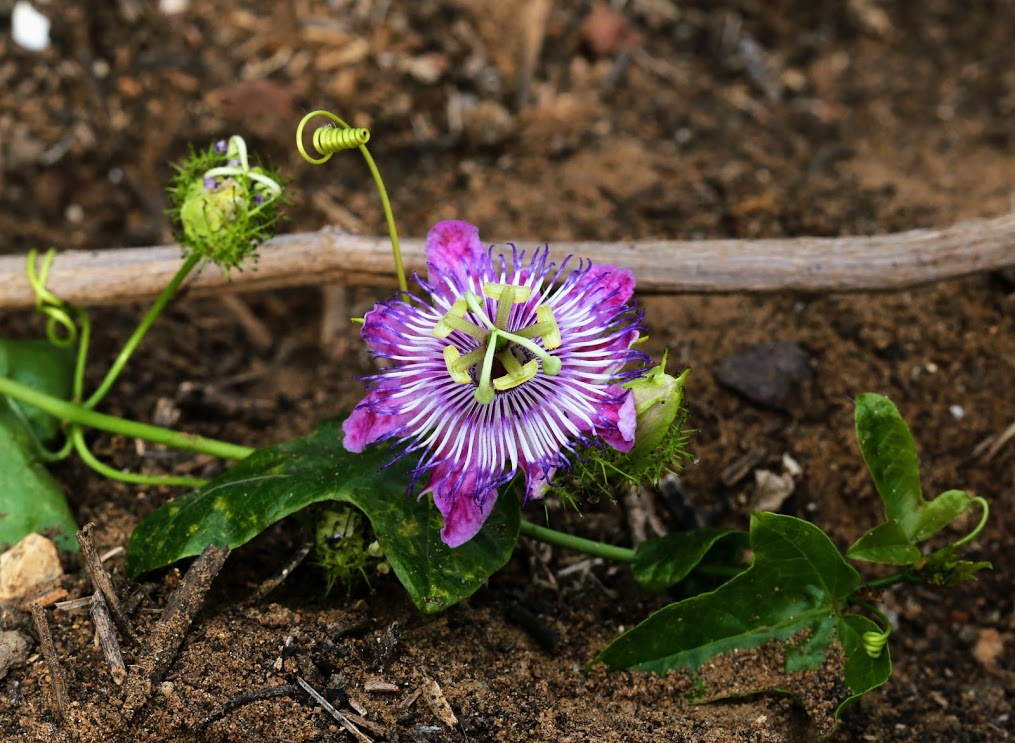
[433,282,562,404]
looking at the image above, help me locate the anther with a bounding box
[536,305,561,349]
[483,282,532,303]
[493,358,538,391]
[433,299,487,340]
[442,346,472,383]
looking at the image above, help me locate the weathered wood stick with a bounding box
[89,591,127,686]
[76,523,139,647]
[122,544,229,720]
[1,212,1012,309]
[29,602,71,723]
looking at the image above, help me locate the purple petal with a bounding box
[424,462,499,547]
[565,263,636,311]
[342,392,413,452]
[425,221,491,301]
[595,387,637,452]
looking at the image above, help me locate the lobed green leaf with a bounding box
[126,417,519,612]
[850,394,971,563]
[594,513,887,735]
[631,528,748,592]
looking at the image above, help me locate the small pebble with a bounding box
[12,1,50,52]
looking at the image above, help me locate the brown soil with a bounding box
[1,1,1013,741]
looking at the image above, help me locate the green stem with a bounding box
[70,426,208,489]
[0,374,253,461]
[358,144,406,292]
[518,519,636,563]
[861,571,911,590]
[83,251,203,409]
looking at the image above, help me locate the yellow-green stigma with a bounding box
[434,282,564,404]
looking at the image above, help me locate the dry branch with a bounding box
[1,212,1013,309]
[29,603,70,723]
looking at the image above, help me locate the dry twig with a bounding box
[122,544,229,719]
[243,541,313,607]
[29,603,70,723]
[296,675,373,743]
[1,212,1013,308]
[89,591,127,686]
[76,523,139,646]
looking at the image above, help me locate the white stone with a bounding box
[0,533,63,601]
[12,1,51,52]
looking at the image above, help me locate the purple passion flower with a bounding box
[343,221,646,546]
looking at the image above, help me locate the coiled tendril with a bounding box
[295,109,406,291]
[296,110,370,165]
[26,248,85,347]
[314,125,370,157]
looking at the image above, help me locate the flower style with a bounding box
[343,221,646,546]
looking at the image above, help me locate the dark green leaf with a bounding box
[126,417,520,612]
[0,338,78,550]
[0,339,76,444]
[631,528,748,592]
[846,522,920,565]
[0,405,78,551]
[852,394,971,560]
[835,615,892,727]
[594,513,874,735]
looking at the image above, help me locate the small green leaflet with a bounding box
[847,393,970,564]
[594,513,891,736]
[631,528,748,592]
[126,417,520,613]
[0,339,78,551]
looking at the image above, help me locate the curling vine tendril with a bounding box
[296,110,406,292]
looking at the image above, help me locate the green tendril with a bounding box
[848,597,893,658]
[296,110,406,292]
[26,249,82,348]
[952,496,989,549]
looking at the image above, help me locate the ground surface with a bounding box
[1,1,1013,741]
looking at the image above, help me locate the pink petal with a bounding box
[596,388,637,452]
[520,461,555,502]
[424,462,499,547]
[342,393,412,452]
[571,264,636,310]
[425,221,491,299]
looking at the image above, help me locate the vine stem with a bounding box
[0,374,253,461]
[83,250,203,409]
[518,518,636,563]
[357,143,406,293]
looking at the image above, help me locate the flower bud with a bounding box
[624,351,688,466]
[167,135,285,273]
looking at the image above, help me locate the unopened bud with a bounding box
[624,351,688,464]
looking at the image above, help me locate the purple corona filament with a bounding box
[344,221,646,546]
